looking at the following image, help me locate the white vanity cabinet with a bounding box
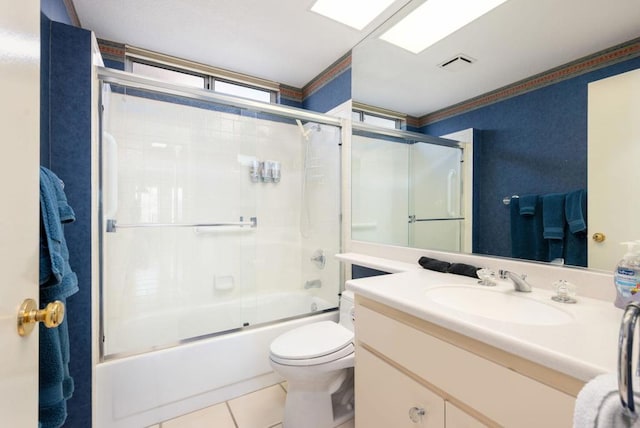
[354,296,583,427]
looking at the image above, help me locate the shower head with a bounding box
[296,120,321,140]
[296,119,311,140]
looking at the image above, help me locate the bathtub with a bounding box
[96,292,338,428]
[104,291,335,356]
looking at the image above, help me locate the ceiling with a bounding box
[352,0,640,116]
[72,0,409,88]
[73,0,640,116]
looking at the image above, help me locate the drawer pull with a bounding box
[408,406,426,423]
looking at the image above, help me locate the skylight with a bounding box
[310,0,396,30]
[380,0,509,54]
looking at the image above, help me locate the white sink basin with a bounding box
[425,286,574,326]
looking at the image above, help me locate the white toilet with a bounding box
[269,291,355,428]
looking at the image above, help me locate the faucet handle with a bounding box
[499,269,508,280]
[551,280,577,303]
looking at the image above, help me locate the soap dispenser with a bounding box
[614,241,640,309]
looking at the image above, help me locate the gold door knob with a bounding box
[17,298,65,337]
[592,232,606,243]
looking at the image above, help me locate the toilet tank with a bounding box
[339,290,355,332]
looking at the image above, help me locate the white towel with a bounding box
[574,373,640,427]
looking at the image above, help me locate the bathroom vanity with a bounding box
[345,262,622,427]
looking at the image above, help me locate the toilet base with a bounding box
[282,368,354,428]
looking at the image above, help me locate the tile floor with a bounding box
[150,383,355,428]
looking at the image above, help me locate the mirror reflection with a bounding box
[350,0,640,271]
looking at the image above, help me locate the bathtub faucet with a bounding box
[304,279,322,289]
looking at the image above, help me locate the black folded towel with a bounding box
[448,263,480,278]
[418,256,451,273]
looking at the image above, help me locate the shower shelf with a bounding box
[106,217,257,233]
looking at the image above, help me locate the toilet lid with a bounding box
[270,321,354,360]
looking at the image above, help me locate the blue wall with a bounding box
[41,18,93,428]
[352,265,389,279]
[303,68,351,113]
[422,56,640,260]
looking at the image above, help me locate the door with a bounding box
[588,68,640,270]
[0,0,41,426]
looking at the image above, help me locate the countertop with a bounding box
[343,256,623,382]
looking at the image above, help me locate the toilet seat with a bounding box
[270,321,354,366]
[270,343,354,366]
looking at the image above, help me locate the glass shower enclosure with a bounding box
[98,69,342,357]
[351,124,468,252]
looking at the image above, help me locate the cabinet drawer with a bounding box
[356,346,445,428]
[446,402,488,428]
[356,303,575,427]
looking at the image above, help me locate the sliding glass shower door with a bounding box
[351,126,466,251]
[409,142,464,252]
[99,72,342,358]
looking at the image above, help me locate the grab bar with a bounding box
[619,302,640,417]
[408,217,465,223]
[106,217,257,233]
[447,169,457,217]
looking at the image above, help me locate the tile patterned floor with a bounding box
[153,383,355,428]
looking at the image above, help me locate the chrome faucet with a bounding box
[310,249,326,269]
[499,270,532,292]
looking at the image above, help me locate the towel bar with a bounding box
[619,302,640,417]
[502,195,520,205]
[106,217,257,232]
[408,216,465,223]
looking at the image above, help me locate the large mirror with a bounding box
[351,0,640,271]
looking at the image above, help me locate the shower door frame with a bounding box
[350,123,467,251]
[96,67,344,361]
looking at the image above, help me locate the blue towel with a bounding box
[39,167,78,428]
[565,189,587,233]
[542,193,565,262]
[564,190,588,267]
[519,194,537,216]
[510,196,548,262]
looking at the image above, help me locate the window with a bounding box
[131,62,205,88]
[214,80,272,103]
[127,53,277,103]
[352,109,402,129]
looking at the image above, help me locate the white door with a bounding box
[588,68,640,270]
[0,0,41,426]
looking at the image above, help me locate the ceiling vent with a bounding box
[438,54,475,72]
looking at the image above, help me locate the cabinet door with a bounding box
[356,346,445,427]
[445,402,488,428]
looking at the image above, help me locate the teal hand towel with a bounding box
[519,194,537,216]
[542,193,565,262]
[564,189,587,267]
[39,167,78,428]
[565,189,587,233]
[510,196,548,262]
